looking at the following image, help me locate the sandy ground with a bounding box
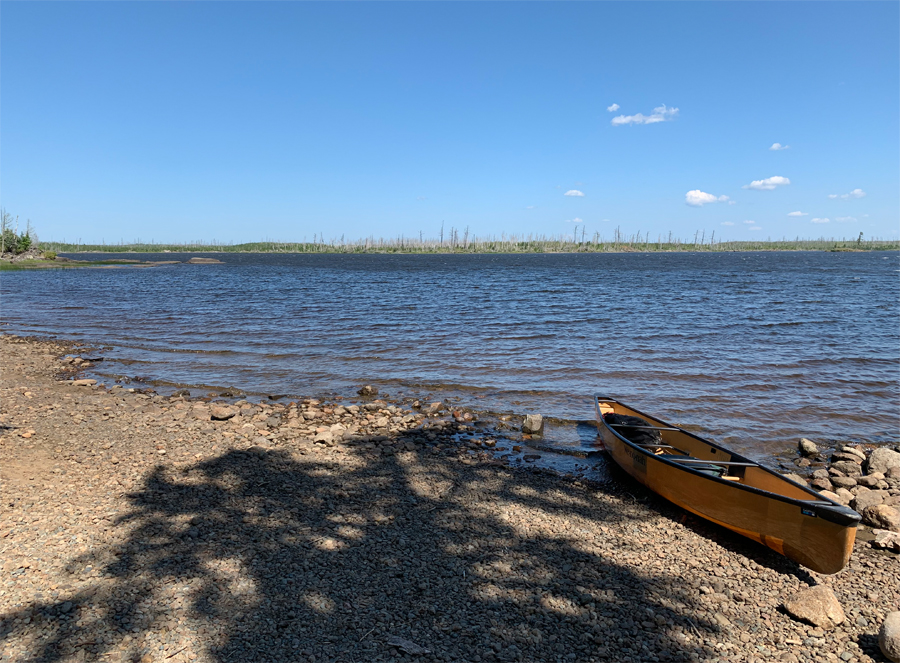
[0,335,897,663]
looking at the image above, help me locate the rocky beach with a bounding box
[1,334,898,663]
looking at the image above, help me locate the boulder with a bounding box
[209,404,237,421]
[866,448,900,476]
[811,469,830,480]
[862,505,900,532]
[798,438,819,457]
[782,585,845,630]
[522,414,544,435]
[834,488,855,506]
[357,385,379,397]
[887,466,900,480]
[857,475,881,488]
[810,477,833,492]
[71,379,97,387]
[880,612,900,663]
[830,476,857,489]
[831,461,863,477]
[818,490,843,504]
[851,488,887,513]
[872,530,900,553]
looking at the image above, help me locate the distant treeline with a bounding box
[42,231,900,254]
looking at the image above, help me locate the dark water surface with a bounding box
[2,251,898,460]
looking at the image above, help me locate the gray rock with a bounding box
[209,404,237,421]
[831,461,863,477]
[862,505,900,532]
[357,385,379,397]
[857,475,882,488]
[887,466,900,479]
[811,469,831,480]
[386,636,431,656]
[71,379,97,387]
[313,431,334,446]
[783,473,808,486]
[799,438,819,457]
[783,585,846,630]
[866,448,900,476]
[851,488,887,513]
[522,414,544,435]
[810,477,833,492]
[831,452,863,465]
[831,476,858,489]
[880,611,900,663]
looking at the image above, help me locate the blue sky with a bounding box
[2,2,897,244]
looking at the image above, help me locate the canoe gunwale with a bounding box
[593,395,861,528]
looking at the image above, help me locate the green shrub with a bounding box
[42,250,57,260]
[16,234,32,254]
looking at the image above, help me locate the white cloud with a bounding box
[525,205,535,209]
[685,190,730,207]
[564,190,584,197]
[416,196,426,200]
[565,217,584,223]
[787,211,808,217]
[829,188,866,200]
[720,222,735,226]
[743,176,791,191]
[611,104,678,126]
[607,103,620,112]
[811,217,830,224]
[743,220,756,224]
[749,226,762,231]
[835,216,857,222]
[769,143,790,151]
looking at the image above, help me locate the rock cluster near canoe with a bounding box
[788,438,900,552]
[2,335,899,663]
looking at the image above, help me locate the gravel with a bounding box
[1,335,898,663]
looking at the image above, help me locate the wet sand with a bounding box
[1,335,897,663]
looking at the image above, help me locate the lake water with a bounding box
[2,251,898,460]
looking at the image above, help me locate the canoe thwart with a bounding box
[608,423,681,432]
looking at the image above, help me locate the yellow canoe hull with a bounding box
[595,396,859,575]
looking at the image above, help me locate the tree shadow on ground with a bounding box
[2,434,725,663]
[596,460,818,585]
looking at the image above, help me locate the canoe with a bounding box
[594,396,860,574]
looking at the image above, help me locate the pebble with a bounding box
[2,336,899,663]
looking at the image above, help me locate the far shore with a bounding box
[36,236,900,256]
[0,334,897,663]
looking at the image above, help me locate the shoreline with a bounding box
[1,335,898,663]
